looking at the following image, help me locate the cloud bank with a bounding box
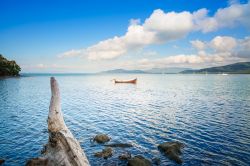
[128,35,250,69]
[59,1,250,63]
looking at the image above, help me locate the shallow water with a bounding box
[0,74,250,166]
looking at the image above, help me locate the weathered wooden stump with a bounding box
[26,77,90,166]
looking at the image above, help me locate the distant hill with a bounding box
[0,54,21,76]
[101,69,146,74]
[101,67,190,74]
[181,62,250,74]
[146,67,191,74]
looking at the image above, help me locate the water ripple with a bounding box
[0,75,250,165]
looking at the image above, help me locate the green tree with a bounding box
[0,54,21,76]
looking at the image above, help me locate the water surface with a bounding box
[0,74,250,165]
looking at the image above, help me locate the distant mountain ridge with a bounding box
[181,62,250,74]
[101,67,190,74]
[146,67,191,74]
[101,69,146,74]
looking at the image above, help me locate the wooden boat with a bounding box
[114,78,137,84]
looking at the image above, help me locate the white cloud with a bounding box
[60,1,250,60]
[192,8,218,32]
[191,36,238,53]
[236,36,250,58]
[77,10,194,60]
[135,53,230,69]
[215,2,250,28]
[193,2,250,32]
[190,40,206,50]
[143,9,193,42]
[123,35,250,69]
[58,49,83,58]
[210,36,237,52]
[123,51,241,70]
[61,10,194,60]
[85,36,127,60]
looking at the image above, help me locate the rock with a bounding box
[152,157,160,165]
[93,134,111,143]
[104,143,132,148]
[118,152,131,160]
[0,159,5,165]
[25,157,48,166]
[94,147,113,159]
[127,155,151,166]
[158,141,184,164]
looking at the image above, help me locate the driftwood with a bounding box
[26,77,90,166]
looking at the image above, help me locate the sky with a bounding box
[1,0,250,73]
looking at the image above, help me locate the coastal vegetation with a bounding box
[181,62,250,74]
[0,54,21,76]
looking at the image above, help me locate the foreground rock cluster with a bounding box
[93,134,184,165]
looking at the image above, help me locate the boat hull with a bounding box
[114,78,137,84]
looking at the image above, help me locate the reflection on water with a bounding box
[0,74,250,165]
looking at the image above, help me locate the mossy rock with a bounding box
[93,134,111,143]
[127,155,151,166]
[158,141,184,164]
[94,147,113,159]
[118,152,131,160]
[0,159,5,165]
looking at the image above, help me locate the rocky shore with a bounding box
[0,54,21,76]
[91,133,184,165]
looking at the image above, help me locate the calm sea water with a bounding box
[0,74,250,166]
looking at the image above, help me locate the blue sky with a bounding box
[1,0,250,72]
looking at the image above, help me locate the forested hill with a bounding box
[181,62,250,74]
[0,54,21,76]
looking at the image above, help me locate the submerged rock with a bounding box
[94,147,113,159]
[152,157,161,165]
[25,157,48,166]
[127,155,151,166]
[0,159,5,165]
[104,143,133,148]
[118,152,131,160]
[158,141,184,164]
[93,134,111,143]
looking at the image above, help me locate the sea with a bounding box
[0,74,250,165]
